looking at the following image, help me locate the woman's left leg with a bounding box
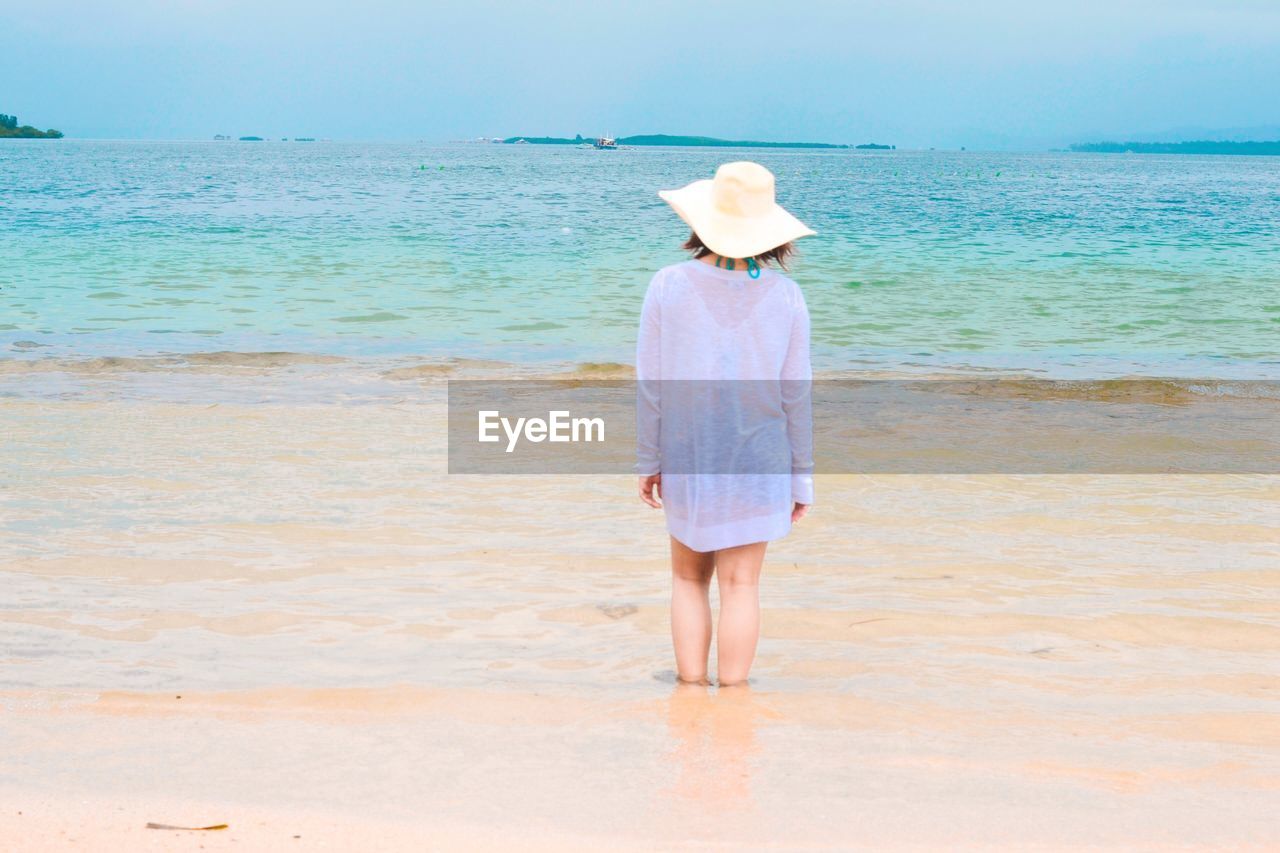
[714,541,768,686]
[670,536,715,683]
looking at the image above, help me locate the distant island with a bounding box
[500,133,875,149]
[215,135,321,141]
[1071,140,1280,156]
[0,113,63,139]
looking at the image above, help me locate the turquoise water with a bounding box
[3,140,1278,376]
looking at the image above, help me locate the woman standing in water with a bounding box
[637,161,816,686]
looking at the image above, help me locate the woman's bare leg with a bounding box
[714,541,768,686]
[670,536,715,683]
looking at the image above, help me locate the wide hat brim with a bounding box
[658,179,815,259]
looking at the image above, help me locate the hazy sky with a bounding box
[4,0,1279,147]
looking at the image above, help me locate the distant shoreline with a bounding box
[0,113,62,139]
[1071,139,1280,155]
[498,133,895,150]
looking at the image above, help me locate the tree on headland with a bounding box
[0,113,64,139]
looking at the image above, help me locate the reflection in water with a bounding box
[663,681,775,817]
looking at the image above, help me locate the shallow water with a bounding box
[3,377,1278,847]
[3,378,1277,699]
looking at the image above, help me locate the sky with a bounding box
[3,0,1279,148]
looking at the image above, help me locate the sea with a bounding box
[3,139,1279,380]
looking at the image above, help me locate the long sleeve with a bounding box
[780,282,814,505]
[635,272,663,476]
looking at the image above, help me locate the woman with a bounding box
[637,161,816,686]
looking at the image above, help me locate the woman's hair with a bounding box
[682,231,793,270]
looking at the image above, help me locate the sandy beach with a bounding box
[2,362,1278,849]
[7,679,1279,852]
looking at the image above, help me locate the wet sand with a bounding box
[5,680,1280,850]
[2,365,1279,848]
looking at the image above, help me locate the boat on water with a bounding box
[593,136,618,150]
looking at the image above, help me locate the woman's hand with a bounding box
[639,474,662,509]
[791,502,810,523]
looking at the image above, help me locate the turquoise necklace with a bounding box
[712,255,762,279]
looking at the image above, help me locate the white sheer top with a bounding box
[636,259,814,552]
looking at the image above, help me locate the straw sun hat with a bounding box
[658,161,815,259]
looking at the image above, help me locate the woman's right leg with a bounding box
[670,536,715,683]
[714,541,768,686]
